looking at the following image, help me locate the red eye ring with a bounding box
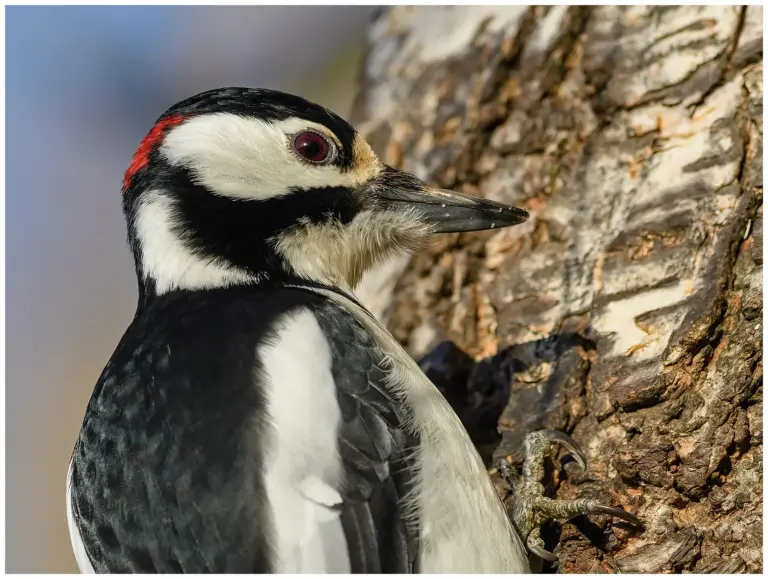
[293,131,334,164]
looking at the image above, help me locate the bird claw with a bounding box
[591,503,644,527]
[532,429,588,471]
[499,430,643,565]
[525,529,558,562]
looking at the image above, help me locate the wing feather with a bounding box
[311,301,420,573]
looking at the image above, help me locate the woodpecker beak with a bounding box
[370,167,529,233]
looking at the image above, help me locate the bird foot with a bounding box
[498,430,643,564]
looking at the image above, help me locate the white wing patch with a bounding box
[66,460,95,574]
[258,308,351,573]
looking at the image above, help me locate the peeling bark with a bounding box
[352,6,762,573]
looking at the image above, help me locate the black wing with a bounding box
[312,300,421,573]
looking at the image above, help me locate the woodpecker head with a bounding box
[121,88,528,297]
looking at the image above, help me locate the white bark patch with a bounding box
[523,5,569,60]
[594,5,741,107]
[629,76,744,217]
[593,282,690,359]
[361,6,528,128]
[392,6,528,66]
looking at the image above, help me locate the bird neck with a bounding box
[125,184,360,306]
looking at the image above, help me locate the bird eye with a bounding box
[293,131,333,164]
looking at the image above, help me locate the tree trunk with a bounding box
[351,6,762,573]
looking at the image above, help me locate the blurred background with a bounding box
[6,6,377,572]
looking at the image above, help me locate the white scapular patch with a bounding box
[258,308,351,573]
[160,113,381,200]
[66,460,95,574]
[134,190,258,294]
[292,285,531,573]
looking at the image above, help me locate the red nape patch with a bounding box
[122,114,189,191]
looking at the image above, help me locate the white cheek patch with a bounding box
[134,190,258,293]
[160,113,382,200]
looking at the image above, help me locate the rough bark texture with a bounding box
[351,6,763,573]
